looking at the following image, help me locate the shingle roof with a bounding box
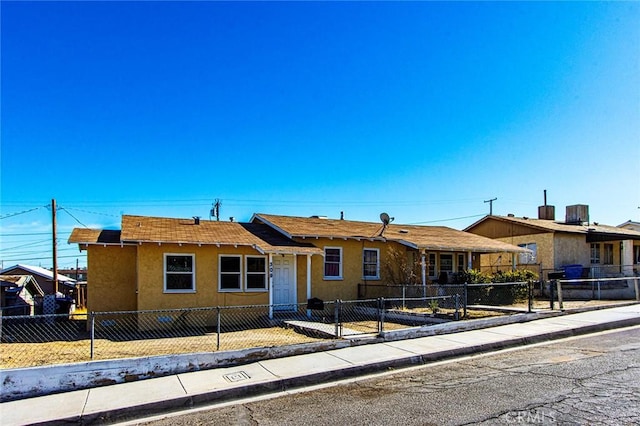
[69,215,322,256]
[253,214,528,253]
[465,216,640,241]
[68,229,121,244]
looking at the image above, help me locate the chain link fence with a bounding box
[2,277,637,370]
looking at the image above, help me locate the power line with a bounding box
[0,240,51,252]
[63,207,119,218]
[59,207,88,228]
[409,213,486,225]
[0,253,86,263]
[0,231,72,237]
[0,206,44,219]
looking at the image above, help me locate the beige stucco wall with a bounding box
[552,233,589,267]
[297,238,396,301]
[136,244,270,311]
[87,245,137,312]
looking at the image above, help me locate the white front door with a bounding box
[272,255,296,311]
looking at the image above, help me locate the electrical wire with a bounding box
[59,207,88,228]
[0,206,44,219]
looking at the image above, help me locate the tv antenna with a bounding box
[210,199,221,221]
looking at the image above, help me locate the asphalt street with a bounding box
[130,326,640,426]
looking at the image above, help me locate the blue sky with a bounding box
[1,1,639,269]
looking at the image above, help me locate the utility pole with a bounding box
[51,198,58,294]
[484,197,497,216]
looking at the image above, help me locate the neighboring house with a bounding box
[0,264,76,296]
[68,213,527,313]
[618,221,640,269]
[0,275,45,316]
[465,205,640,278]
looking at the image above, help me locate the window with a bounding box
[457,254,465,272]
[590,243,601,264]
[246,256,267,291]
[363,248,380,279]
[440,254,453,273]
[634,246,640,264]
[518,243,537,264]
[324,247,342,279]
[219,255,242,291]
[164,254,195,292]
[603,244,614,265]
[428,253,436,278]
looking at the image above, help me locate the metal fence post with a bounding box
[402,285,406,310]
[463,282,468,318]
[90,311,95,360]
[634,277,640,301]
[556,280,563,310]
[454,294,460,320]
[379,297,385,334]
[334,299,341,338]
[528,281,533,313]
[216,306,221,351]
[549,280,555,310]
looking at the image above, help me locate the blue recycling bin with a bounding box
[563,264,583,280]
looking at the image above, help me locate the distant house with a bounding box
[0,275,45,316]
[0,264,76,296]
[619,221,640,268]
[58,267,87,282]
[465,205,640,278]
[68,213,527,313]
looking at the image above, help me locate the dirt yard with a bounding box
[1,300,634,370]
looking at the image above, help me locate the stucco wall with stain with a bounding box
[87,245,137,312]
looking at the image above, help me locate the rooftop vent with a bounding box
[565,205,589,225]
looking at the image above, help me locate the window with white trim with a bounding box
[219,255,242,291]
[362,248,380,279]
[590,243,601,264]
[518,243,537,264]
[440,254,453,274]
[246,256,267,291]
[324,247,342,279]
[164,254,195,292]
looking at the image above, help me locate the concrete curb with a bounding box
[3,302,638,403]
[32,310,640,426]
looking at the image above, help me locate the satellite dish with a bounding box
[380,212,390,225]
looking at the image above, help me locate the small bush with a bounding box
[461,269,537,305]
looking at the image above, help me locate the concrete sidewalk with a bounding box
[2,304,639,426]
